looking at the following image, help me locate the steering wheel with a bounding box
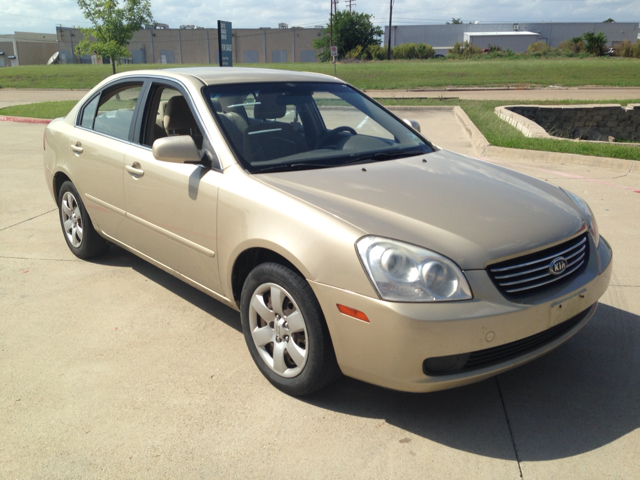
[316,126,357,148]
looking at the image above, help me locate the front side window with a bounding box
[204,82,433,173]
[92,84,143,141]
[141,84,203,149]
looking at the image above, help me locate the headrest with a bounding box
[254,93,286,119]
[210,97,222,113]
[164,96,197,131]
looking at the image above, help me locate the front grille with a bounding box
[487,233,588,298]
[423,305,593,376]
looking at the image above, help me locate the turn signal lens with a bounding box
[337,304,370,323]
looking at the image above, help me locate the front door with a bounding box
[120,82,223,294]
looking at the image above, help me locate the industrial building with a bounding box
[55,25,321,65]
[385,22,640,54]
[0,32,58,66]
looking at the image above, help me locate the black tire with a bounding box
[58,181,109,259]
[240,262,342,396]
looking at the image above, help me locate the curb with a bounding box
[451,106,637,173]
[0,115,51,124]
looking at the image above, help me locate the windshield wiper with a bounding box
[253,149,428,174]
[346,149,426,164]
[253,162,337,174]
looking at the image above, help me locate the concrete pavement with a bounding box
[1,111,639,478]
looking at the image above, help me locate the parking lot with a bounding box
[1,113,639,478]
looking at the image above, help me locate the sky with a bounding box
[2,0,639,35]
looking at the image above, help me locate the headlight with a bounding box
[356,236,473,302]
[562,189,599,247]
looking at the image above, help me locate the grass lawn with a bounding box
[2,97,638,161]
[1,57,640,90]
[0,100,78,119]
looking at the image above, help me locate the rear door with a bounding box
[70,81,145,236]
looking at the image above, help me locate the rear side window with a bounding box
[80,95,99,129]
[93,84,143,141]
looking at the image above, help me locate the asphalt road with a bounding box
[1,113,639,478]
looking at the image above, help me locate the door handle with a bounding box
[70,142,83,154]
[126,162,144,177]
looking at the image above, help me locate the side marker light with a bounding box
[337,304,370,323]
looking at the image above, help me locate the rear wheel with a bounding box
[240,262,341,396]
[58,181,109,259]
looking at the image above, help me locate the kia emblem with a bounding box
[549,257,567,276]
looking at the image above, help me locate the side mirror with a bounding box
[403,119,421,133]
[152,135,200,163]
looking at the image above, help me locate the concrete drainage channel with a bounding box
[496,104,640,145]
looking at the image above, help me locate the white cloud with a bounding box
[2,0,638,34]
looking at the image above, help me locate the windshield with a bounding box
[203,82,433,173]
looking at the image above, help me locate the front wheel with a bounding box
[58,181,109,259]
[240,263,341,396]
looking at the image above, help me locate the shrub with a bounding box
[485,48,517,59]
[391,42,435,59]
[617,40,640,58]
[583,31,608,55]
[364,44,387,60]
[416,43,436,59]
[447,41,482,58]
[527,41,551,55]
[345,45,364,60]
[557,38,586,55]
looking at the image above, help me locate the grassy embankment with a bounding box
[1,57,640,90]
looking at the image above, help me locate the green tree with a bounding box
[582,31,608,55]
[448,18,463,24]
[313,10,383,62]
[603,18,615,23]
[75,0,153,75]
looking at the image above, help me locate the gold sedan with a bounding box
[44,68,612,395]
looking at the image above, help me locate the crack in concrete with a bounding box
[608,284,640,288]
[495,376,524,480]
[0,255,78,263]
[612,160,637,179]
[0,209,56,232]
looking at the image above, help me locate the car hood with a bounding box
[258,150,585,269]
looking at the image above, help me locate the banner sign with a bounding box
[218,20,233,67]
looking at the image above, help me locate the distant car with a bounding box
[43,67,612,395]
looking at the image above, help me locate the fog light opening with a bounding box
[423,353,470,375]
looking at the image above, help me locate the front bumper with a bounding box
[310,236,613,392]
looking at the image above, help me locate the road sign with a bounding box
[218,20,233,67]
[330,45,338,57]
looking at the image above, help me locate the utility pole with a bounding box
[345,0,355,11]
[330,0,338,76]
[387,0,394,60]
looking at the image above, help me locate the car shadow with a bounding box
[300,302,640,462]
[92,244,242,333]
[90,246,639,461]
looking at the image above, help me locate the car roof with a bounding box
[114,67,345,87]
